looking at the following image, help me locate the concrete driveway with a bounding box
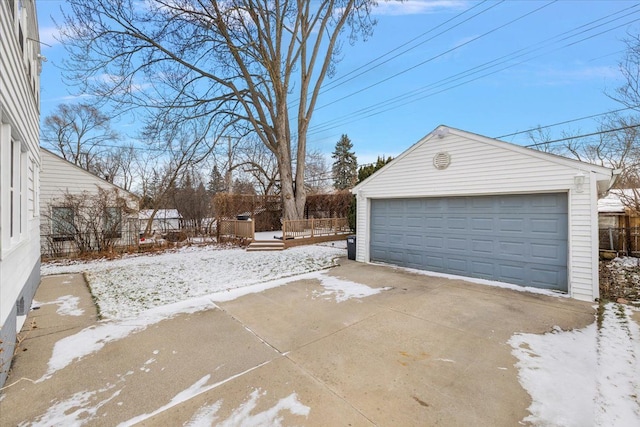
[0,260,594,426]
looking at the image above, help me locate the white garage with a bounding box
[351,126,615,301]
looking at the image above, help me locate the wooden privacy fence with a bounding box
[218,219,255,241]
[600,227,640,256]
[282,217,351,240]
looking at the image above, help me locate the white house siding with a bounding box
[40,149,139,255]
[0,0,41,386]
[353,127,612,302]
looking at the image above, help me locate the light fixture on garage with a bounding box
[574,172,585,193]
[434,127,449,139]
[433,152,451,170]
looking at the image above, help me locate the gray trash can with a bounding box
[347,235,356,260]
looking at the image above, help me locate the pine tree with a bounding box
[208,165,226,195]
[332,134,358,190]
[357,155,393,184]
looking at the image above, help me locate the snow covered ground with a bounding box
[510,303,640,426]
[42,243,346,319]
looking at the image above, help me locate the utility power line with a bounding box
[495,105,640,139]
[524,123,640,148]
[306,3,640,137]
[289,1,501,111]
[315,0,558,112]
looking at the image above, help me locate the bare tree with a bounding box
[235,137,280,195]
[530,115,640,186]
[171,170,211,233]
[136,123,212,236]
[41,103,120,172]
[305,148,331,193]
[59,0,376,220]
[612,34,640,110]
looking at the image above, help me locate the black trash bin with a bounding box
[347,235,356,260]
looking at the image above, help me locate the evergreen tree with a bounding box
[208,165,226,195]
[331,134,358,190]
[357,155,393,184]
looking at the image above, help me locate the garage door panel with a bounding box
[447,237,468,252]
[405,234,422,246]
[406,216,424,228]
[498,241,526,257]
[470,217,494,232]
[471,260,495,277]
[498,218,525,232]
[529,267,566,289]
[370,194,568,291]
[447,217,468,230]
[499,264,527,283]
[446,257,469,275]
[446,198,467,209]
[425,216,445,228]
[425,236,444,249]
[531,242,561,261]
[531,194,568,211]
[404,250,423,267]
[425,255,445,269]
[499,197,526,209]
[471,239,494,254]
[530,218,563,235]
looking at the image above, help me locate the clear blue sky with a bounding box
[35,0,638,165]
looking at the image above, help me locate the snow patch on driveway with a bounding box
[314,274,390,303]
[185,389,310,427]
[509,303,640,426]
[37,296,219,382]
[33,295,84,316]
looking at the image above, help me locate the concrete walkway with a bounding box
[0,261,595,426]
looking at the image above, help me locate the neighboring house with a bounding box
[598,190,627,229]
[40,148,139,257]
[598,189,640,254]
[139,209,183,235]
[0,0,42,386]
[351,125,615,302]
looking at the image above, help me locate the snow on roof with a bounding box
[598,189,640,214]
[138,209,183,220]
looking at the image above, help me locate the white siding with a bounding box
[39,149,139,252]
[353,127,613,301]
[40,149,135,209]
[0,0,42,385]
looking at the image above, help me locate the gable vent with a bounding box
[433,152,451,170]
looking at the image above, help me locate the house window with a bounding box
[104,207,122,239]
[9,140,23,239]
[51,207,75,241]
[10,141,15,238]
[28,158,36,217]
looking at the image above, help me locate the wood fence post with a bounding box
[311,218,314,237]
[625,216,632,256]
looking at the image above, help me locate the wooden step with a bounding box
[246,240,285,251]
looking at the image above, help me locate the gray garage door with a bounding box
[370,193,568,291]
